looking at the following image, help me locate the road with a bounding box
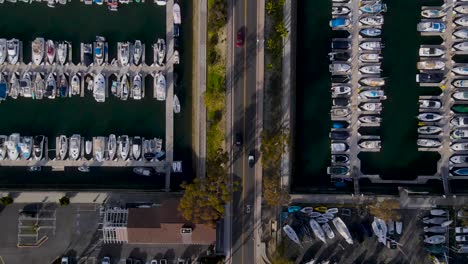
[230,0,258,263]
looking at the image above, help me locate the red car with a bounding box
[236,28,244,47]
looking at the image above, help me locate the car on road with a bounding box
[235,133,242,147]
[61,257,69,264]
[102,257,111,264]
[246,205,251,213]
[248,152,255,168]
[236,28,244,47]
[151,260,157,264]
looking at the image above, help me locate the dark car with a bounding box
[416,73,444,83]
[329,51,350,61]
[331,40,350,50]
[235,133,242,147]
[236,28,244,47]
[330,131,350,140]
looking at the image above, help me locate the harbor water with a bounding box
[294,0,444,194]
[0,1,193,189]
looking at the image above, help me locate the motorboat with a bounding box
[359,53,381,63]
[58,135,68,160]
[359,102,382,111]
[331,107,350,118]
[31,37,45,65]
[360,77,385,87]
[360,3,387,13]
[118,42,130,66]
[300,207,314,214]
[32,73,44,100]
[9,72,19,99]
[453,91,468,100]
[455,16,468,27]
[453,168,468,176]
[46,39,55,64]
[359,115,381,124]
[283,225,301,246]
[45,73,56,99]
[174,49,180,64]
[71,74,80,96]
[454,41,468,51]
[455,5,468,15]
[155,71,166,101]
[360,28,382,37]
[174,94,181,114]
[453,79,468,88]
[456,235,468,242]
[418,113,442,122]
[329,63,351,74]
[359,65,382,74]
[47,0,55,7]
[417,22,445,33]
[387,220,394,235]
[18,136,32,160]
[456,227,468,233]
[0,136,7,161]
[424,235,446,244]
[20,72,33,98]
[421,9,446,18]
[359,89,385,99]
[332,6,350,16]
[155,38,166,66]
[332,217,353,244]
[452,142,468,151]
[32,135,44,160]
[316,217,328,224]
[309,219,327,243]
[6,134,20,160]
[417,139,441,147]
[322,213,335,219]
[416,73,444,83]
[453,104,468,113]
[419,100,441,109]
[423,217,448,225]
[0,39,6,65]
[107,0,118,11]
[372,217,387,245]
[57,73,68,97]
[132,73,142,100]
[450,155,468,164]
[419,47,444,57]
[331,142,348,152]
[331,86,351,96]
[454,29,468,39]
[330,17,350,29]
[331,40,351,50]
[417,60,445,70]
[326,208,338,214]
[328,51,350,61]
[396,222,402,235]
[418,126,442,135]
[424,226,446,233]
[85,140,92,156]
[94,36,106,66]
[133,167,153,176]
[118,135,130,160]
[57,41,68,65]
[133,40,142,65]
[108,134,117,160]
[359,41,383,51]
[69,134,81,160]
[309,212,322,218]
[93,73,106,102]
[94,137,105,162]
[327,166,349,175]
[132,136,142,160]
[453,66,468,75]
[360,15,384,26]
[7,39,19,64]
[430,209,448,216]
[359,140,381,149]
[82,43,93,66]
[78,166,90,173]
[322,223,335,239]
[120,74,130,100]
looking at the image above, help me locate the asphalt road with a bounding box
[231,0,258,263]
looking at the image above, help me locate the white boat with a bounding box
[424,226,446,233]
[174,94,181,113]
[455,16,468,27]
[418,113,442,122]
[453,79,468,88]
[418,126,442,135]
[174,50,180,64]
[452,142,468,151]
[154,0,166,6]
[419,100,441,109]
[108,134,117,160]
[423,217,448,225]
[32,135,44,161]
[69,134,81,160]
[359,65,382,74]
[332,217,353,244]
[155,71,166,101]
[360,102,382,111]
[133,40,142,65]
[417,139,441,147]
[359,115,381,124]
[316,217,328,224]
[118,42,130,66]
[456,235,468,242]
[300,207,314,214]
[118,135,130,160]
[133,167,153,176]
[132,73,142,100]
[94,137,105,162]
[120,74,130,100]
[456,227,468,233]
[360,41,383,51]
[6,133,20,160]
[360,3,387,13]
[7,39,19,64]
[18,136,32,160]
[132,136,142,160]
[45,73,56,99]
[360,77,385,87]
[85,140,92,156]
[450,155,468,164]
[458,210,468,218]
[452,128,468,139]
[372,217,387,245]
[360,28,382,37]
[58,135,68,160]
[94,36,106,66]
[360,89,385,99]
[451,116,468,127]
[419,47,444,57]
[424,235,446,244]
[93,73,106,103]
[309,212,322,218]
[396,221,402,235]
[360,15,384,26]
[455,5,468,15]
[20,72,33,98]
[71,74,80,96]
[359,53,381,62]
[331,86,351,95]
[421,9,446,18]
[31,37,45,65]
[0,39,6,65]
[309,219,327,243]
[331,108,350,118]
[33,73,45,100]
[332,6,350,16]
[57,42,68,65]
[322,213,334,219]
[455,28,468,39]
[359,140,381,149]
[155,38,166,66]
[417,60,445,70]
[173,2,181,24]
[0,136,8,161]
[47,0,55,7]
[454,42,468,51]
[417,22,446,33]
[283,225,301,245]
[453,91,468,100]
[329,63,351,74]
[322,223,335,239]
[453,66,468,75]
[45,39,55,64]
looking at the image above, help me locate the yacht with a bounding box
[118,135,129,160]
[452,128,468,139]
[417,22,445,33]
[360,102,382,111]
[20,72,33,98]
[360,28,381,37]
[133,40,142,65]
[454,29,468,39]
[359,65,382,74]
[0,74,6,101]
[360,2,387,13]
[331,107,350,118]
[451,155,468,164]
[93,73,106,102]
[359,140,381,149]
[32,135,44,160]
[132,73,142,100]
[9,72,19,99]
[359,53,381,63]
[330,17,351,29]
[85,140,92,157]
[57,41,68,65]
[120,74,130,100]
[419,47,444,57]
[71,73,80,96]
[359,41,383,51]
[309,219,327,244]
[31,37,45,65]
[453,91,468,100]
[360,15,384,26]
[453,66,468,75]
[332,6,350,15]
[155,71,166,101]
[419,99,441,109]
[173,2,181,24]
[94,137,105,162]
[69,134,81,160]
[331,85,351,96]
[417,138,441,147]
[58,135,68,160]
[360,77,385,87]
[455,16,468,27]
[7,39,19,65]
[0,39,6,65]
[329,63,351,74]
[174,94,181,114]
[332,217,353,244]
[0,135,7,161]
[359,115,381,124]
[451,116,468,127]
[418,113,442,122]
[417,60,445,70]
[174,50,180,64]
[155,38,166,66]
[45,73,56,99]
[46,39,55,64]
[118,42,130,66]
[132,136,142,160]
[57,73,68,98]
[94,36,106,66]
[421,9,446,18]
[454,42,468,51]
[19,136,33,160]
[418,126,442,135]
[455,5,468,15]
[452,142,468,151]
[108,134,117,160]
[372,217,387,245]
[453,79,468,88]
[34,73,45,100]
[359,89,386,99]
[6,134,20,160]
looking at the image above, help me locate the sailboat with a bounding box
[372,217,387,245]
[332,217,353,244]
[309,219,327,243]
[107,134,117,160]
[283,225,301,246]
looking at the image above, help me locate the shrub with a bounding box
[0,196,13,206]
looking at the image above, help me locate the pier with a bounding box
[165,0,175,191]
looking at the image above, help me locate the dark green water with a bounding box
[0,1,193,189]
[294,0,443,194]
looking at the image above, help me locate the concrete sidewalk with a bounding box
[0,191,108,204]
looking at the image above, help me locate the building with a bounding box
[102,199,216,245]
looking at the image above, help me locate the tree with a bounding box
[0,196,13,206]
[59,196,70,206]
[275,22,289,39]
[261,130,289,170]
[369,199,401,221]
[263,175,290,207]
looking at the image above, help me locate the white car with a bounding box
[151,260,158,264]
[61,257,69,264]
